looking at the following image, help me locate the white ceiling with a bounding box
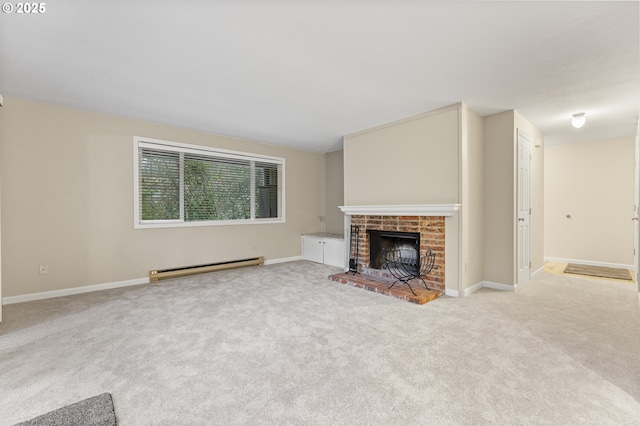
[1,1,638,152]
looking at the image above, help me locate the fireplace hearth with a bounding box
[329,213,447,304]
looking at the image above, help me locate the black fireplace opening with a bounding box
[368,230,420,271]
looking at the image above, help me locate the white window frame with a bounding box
[133,136,285,229]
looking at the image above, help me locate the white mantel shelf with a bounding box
[339,204,461,217]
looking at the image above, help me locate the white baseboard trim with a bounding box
[2,255,305,305]
[264,255,303,265]
[532,265,545,277]
[445,288,460,297]
[544,257,634,270]
[444,288,460,297]
[3,277,149,305]
[483,281,516,292]
[445,281,483,298]
[464,281,485,296]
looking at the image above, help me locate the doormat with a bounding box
[14,393,116,426]
[563,263,632,281]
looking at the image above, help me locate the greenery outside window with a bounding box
[134,137,284,228]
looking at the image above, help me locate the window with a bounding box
[134,137,284,228]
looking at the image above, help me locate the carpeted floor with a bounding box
[1,260,640,425]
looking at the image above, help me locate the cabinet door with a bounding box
[323,238,345,268]
[302,236,324,263]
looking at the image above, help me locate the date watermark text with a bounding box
[2,3,46,13]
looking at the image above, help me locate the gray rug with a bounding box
[13,393,115,426]
[564,263,633,280]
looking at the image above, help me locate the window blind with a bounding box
[255,161,280,219]
[135,138,284,227]
[184,154,251,221]
[139,149,181,221]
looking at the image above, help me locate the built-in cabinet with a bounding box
[302,233,345,268]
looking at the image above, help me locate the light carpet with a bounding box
[1,261,639,425]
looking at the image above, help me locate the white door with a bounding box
[517,130,531,286]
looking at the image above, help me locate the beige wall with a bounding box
[344,105,460,205]
[544,137,635,266]
[323,149,344,234]
[0,98,324,298]
[1,98,549,300]
[461,105,484,289]
[482,110,544,286]
[483,111,516,284]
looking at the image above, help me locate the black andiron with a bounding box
[384,248,436,296]
[347,225,360,275]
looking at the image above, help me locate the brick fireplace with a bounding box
[351,215,445,290]
[330,204,460,304]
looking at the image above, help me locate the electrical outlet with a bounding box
[39,265,49,275]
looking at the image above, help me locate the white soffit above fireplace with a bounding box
[339,205,461,217]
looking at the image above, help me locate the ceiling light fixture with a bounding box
[571,112,586,128]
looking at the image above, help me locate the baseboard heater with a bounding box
[149,256,264,282]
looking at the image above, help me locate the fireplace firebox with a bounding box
[367,230,420,270]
